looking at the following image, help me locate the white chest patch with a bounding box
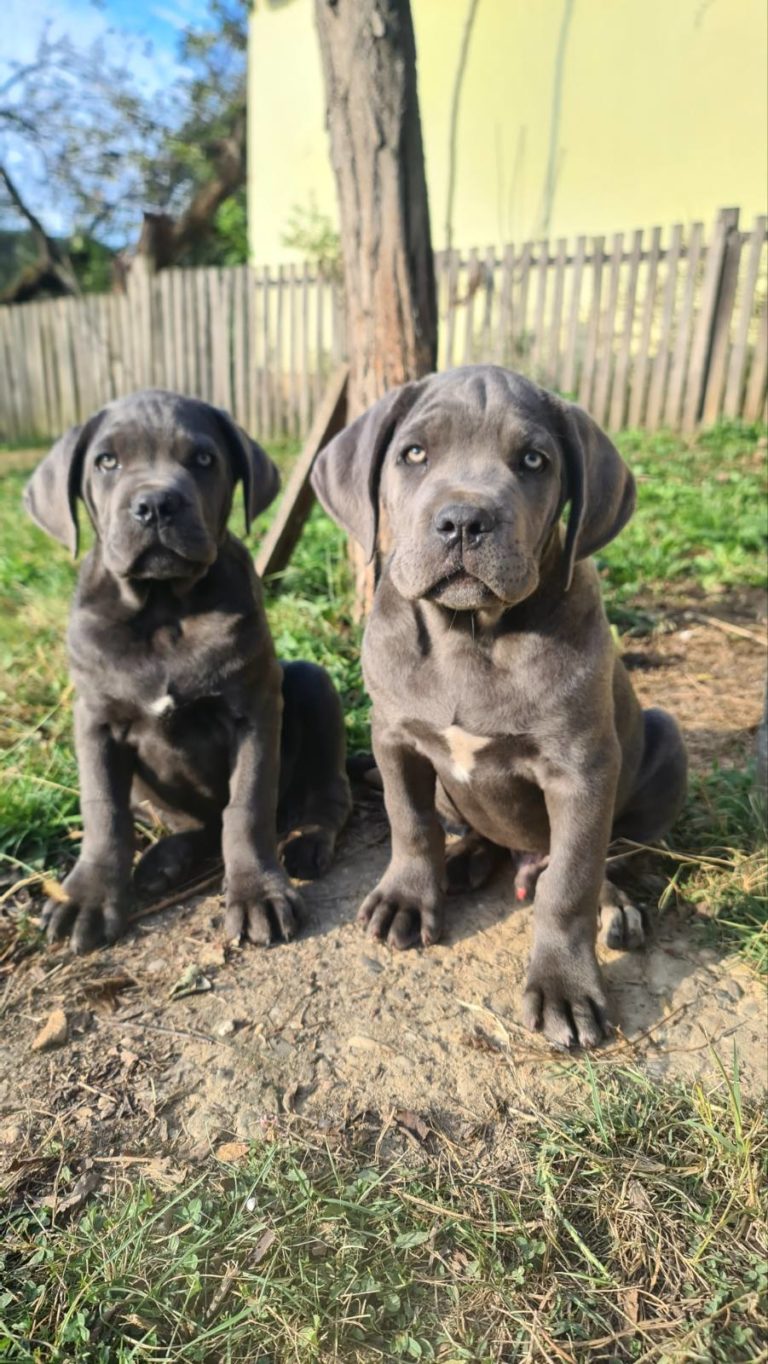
[442,725,492,784]
[148,693,175,717]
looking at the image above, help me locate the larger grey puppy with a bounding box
[25,390,351,953]
[311,365,687,1050]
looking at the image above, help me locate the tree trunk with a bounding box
[314,0,438,614]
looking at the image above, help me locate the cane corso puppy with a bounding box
[25,390,351,953]
[311,365,687,1050]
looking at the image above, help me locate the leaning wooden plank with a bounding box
[255,364,349,580]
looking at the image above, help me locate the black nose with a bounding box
[130,489,181,526]
[434,502,496,548]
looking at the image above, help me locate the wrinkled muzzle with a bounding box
[99,477,219,579]
[386,488,543,610]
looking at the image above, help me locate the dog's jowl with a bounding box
[312,364,687,1051]
[25,389,351,953]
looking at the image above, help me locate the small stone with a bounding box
[216,1018,238,1038]
[145,957,166,975]
[0,1124,22,1147]
[698,948,719,964]
[31,1008,68,1052]
[362,955,384,975]
[718,978,744,1002]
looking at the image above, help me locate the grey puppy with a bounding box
[311,365,687,1050]
[25,389,351,954]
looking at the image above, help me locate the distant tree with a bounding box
[0,1,251,299]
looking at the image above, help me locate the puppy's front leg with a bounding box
[43,699,134,952]
[358,722,445,949]
[223,686,303,946]
[522,744,620,1050]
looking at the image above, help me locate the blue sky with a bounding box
[2,0,210,88]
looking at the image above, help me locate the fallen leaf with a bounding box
[39,1169,101,1217]
[169,965,213,999]
[31,1008,68,1052]
[394,1109,430,1143]
[215,1141,249,1164]
[252,1228,277,1264]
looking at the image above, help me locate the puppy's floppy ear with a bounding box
[214,410,280,533]
[23,415,104,555]
[557,398,636,590]
[310,380,425,561]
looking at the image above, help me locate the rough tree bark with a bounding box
[314,0,438,612]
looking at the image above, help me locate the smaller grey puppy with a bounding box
[25,390,351,953]
[312,365,687,1050]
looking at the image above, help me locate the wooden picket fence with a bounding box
[0,207,765,442]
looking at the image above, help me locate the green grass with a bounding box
[601,422,766,627]
[1,1064,765,1362]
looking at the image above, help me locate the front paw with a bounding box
[41,860,130,953]
[224,867,303,946]
[357,869,442,950]
[522,938,612,1051]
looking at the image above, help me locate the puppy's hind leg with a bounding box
[613,707,688,845]
[277,661,352,880]
[133,824,221,899]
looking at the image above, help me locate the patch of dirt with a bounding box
[1,609,766,1174]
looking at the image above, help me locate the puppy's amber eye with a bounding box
[94,452,119,472]
[522,450,545,472]
[193,449,214,468]
[403,445,427,466]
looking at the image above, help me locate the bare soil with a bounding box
[1,607,766,1175]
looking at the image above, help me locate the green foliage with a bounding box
[282,197,341,278]
[1,1066,765,1360]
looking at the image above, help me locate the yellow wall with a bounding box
[248,0,768,263]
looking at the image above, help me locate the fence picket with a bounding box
[609,229,642,430]
[593,231,623,425]
[561,235,586,396]
[627,226,661,427]
[682,207,740,432]
[578,236,605,409]
[646,224,683,430]
[723,216,767,419]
